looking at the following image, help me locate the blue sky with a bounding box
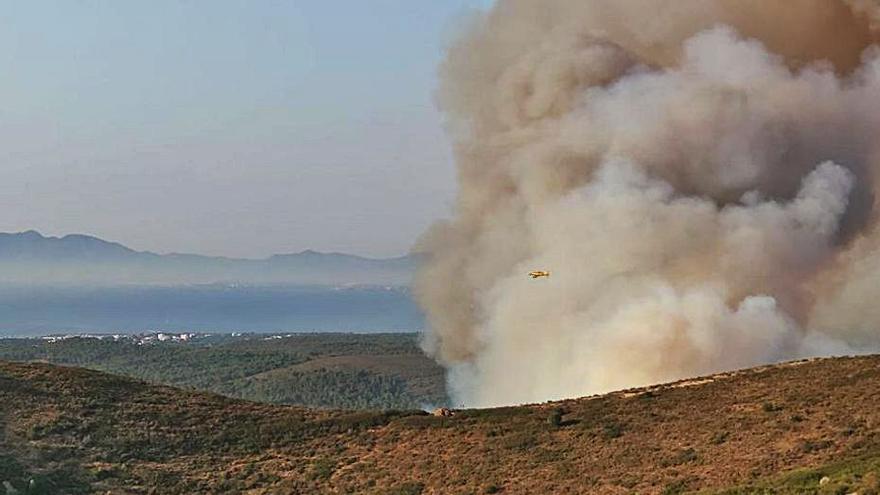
[0,0,492,258]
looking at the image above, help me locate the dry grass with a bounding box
[1,355,880,493]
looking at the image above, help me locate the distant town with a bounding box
[28,330,422,346]
[38,332,207,345]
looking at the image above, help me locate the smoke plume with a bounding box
[416,0,880,407]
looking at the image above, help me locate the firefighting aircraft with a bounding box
[529,270,550,279]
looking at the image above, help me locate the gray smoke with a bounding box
[416,0,880,407]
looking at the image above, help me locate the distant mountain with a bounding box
[0,230,419,286]
[0,230,138,261]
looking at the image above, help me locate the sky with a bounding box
[0,0,493,259]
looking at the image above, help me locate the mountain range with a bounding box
[0,230,419,286]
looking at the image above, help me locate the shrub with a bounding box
[307,458,337,481]
[383,481,425,495]
[801,439,833,453]
[661,479,689,495]
[602,422,623,439]
[547,409,563,428]
[661,448,698,467]
[710,431,729,445]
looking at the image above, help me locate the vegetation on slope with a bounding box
[710,451,880,494]
[1,356,880,493]
[0,333,447,410]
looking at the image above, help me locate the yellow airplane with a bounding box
[529,270,550,279]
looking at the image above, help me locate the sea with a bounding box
[0,284,424,336]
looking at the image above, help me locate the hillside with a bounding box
[0,333,447,410]
[2,356,880,494]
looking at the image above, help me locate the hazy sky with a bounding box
[0,0,492,258]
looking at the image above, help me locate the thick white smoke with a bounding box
[416,0,880,407]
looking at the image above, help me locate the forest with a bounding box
[0,333,447,410]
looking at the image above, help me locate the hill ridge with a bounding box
[2,355,880,493]
[0,229,411,262]
[0,230,419,286]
